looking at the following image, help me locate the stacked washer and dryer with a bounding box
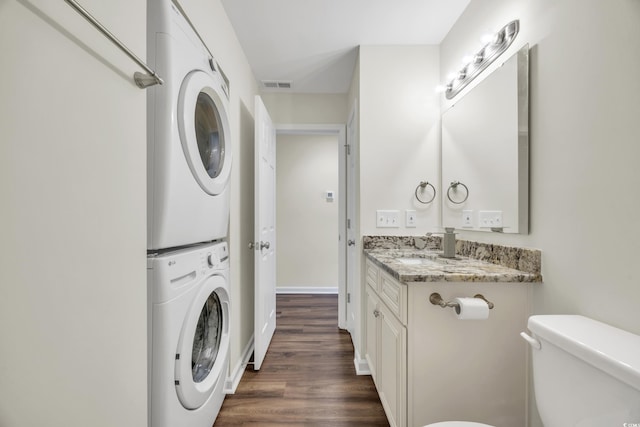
[146,1,232,426]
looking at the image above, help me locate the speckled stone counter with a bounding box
[364,235,542,283]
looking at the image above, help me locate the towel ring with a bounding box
[415,181,436,204]
[447,181,469,204]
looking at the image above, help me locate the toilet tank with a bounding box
[526,315,640,427]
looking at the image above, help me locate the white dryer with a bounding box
[147,0,232,250]
[148,241,230,427]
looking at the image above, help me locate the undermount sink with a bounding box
[397,257,438,266]
[396,255,460,266]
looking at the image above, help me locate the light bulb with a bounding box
[481,33,494,44]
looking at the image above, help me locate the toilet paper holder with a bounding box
[429,292,494,310]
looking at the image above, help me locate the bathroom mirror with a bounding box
[441,44,529,234]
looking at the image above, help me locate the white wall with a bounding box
[179,0,260,384]
[0,1,261,425]
[442,0,640,335]
[352,45,441,366]
[440,1,640,424]
[0,1,147,426]
[359,45,441,235]
[261,92,348,125]
[276,134,339,291]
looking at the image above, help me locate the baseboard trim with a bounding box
[224,335,254,394]
[353,349,371,376]
[276,286,338,294]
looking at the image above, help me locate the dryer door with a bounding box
[175,275,230,409]
[178,70,232,195]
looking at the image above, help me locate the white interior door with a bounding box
[254,95,277,370]
[345,104,358,333]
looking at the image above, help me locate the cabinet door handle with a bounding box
[373,309,380,318]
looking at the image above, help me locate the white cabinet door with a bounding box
[365,286,380,383]
[378,304,406,427]
[365,271,407,427]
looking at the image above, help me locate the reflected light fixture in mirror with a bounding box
[436,20,520,100]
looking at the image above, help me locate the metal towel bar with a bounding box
[64,0,163,88]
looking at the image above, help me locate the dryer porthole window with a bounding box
[192,291,224,383]
[195,92,225,179]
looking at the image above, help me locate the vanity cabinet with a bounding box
[364,257,531,427]
[365,259,406,427]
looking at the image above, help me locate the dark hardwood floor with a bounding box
[215,294,389,426]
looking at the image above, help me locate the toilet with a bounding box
[425,314,640,427]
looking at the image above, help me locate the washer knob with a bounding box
[207,253,216,267]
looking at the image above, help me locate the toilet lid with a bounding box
[424,422,494,427]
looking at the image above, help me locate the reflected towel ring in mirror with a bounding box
[415,181,436,204]
[447,181,469,204]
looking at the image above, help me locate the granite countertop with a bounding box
[365,248,542,283]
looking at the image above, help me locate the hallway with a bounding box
[215,294,389,426]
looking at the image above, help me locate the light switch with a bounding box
[479,210,503,227]
[376,210,400,228]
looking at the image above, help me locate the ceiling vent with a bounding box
[262,80,292,90]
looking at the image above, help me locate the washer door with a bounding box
[178,70,232,195]
[175,275,230,409]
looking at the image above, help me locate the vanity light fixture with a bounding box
[438,20,520,100]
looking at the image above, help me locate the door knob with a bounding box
[260,241,270,250]
[248,241,256,250]
[347,239,356,246]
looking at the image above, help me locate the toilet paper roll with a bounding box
[453,297,490,320]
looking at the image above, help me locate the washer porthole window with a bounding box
[192,292,223,383]
[194,92,225,179]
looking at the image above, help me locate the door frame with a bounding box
[345,104,358,336]
[275,124,347,329]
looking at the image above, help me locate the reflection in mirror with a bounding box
[441,44,529,234]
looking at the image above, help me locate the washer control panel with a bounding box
[200,242,228,272]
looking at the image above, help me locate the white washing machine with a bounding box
[147,0,232,250]
[148,242,230,427]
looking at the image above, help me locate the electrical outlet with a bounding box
[479,210,503,228]
[406,210,417,228]
[376,210,400,228]
[462,210,473,227]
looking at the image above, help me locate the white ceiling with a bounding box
[220,0,470,94]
